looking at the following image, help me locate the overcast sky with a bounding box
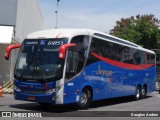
[38,0,160,33]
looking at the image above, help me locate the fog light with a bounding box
[14,86,21,92]
[46,85,62,94]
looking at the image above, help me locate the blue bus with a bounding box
[5,29,156,109]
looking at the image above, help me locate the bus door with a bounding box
[64,35,89,103]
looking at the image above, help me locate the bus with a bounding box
[5,29,156,109]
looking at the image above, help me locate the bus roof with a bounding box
[26,28,155,54]
[26,28,91,40]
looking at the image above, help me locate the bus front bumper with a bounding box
[14,90,56,104]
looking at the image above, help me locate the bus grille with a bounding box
[21,90,45,94]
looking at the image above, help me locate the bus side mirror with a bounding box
[5,44,21,60]
[59,43,76,59]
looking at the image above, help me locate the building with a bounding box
[0,0,43,82]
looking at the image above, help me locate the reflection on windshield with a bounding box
[14,39,67,82]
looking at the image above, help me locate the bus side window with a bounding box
[133,51,141,65]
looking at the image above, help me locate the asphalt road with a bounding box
[0,92,160,120]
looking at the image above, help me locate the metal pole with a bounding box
[55,0,59,29]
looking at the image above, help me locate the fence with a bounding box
[0,75,13,94]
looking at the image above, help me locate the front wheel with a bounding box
[77,88,92,109]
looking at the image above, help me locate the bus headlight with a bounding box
[46,89,55,94]
[14,86,21,92]
[46,85,62,94]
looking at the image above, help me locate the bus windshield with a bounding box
[14,38,67,82]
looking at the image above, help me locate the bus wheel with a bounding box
[134,86,141,100]
[141,86,147,99]
[77,88,92,109]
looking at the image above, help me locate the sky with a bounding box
[38,0,160,33]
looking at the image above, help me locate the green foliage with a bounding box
[110,14,160,49]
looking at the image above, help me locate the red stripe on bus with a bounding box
[56,33,61,38]
[91,52,154,70]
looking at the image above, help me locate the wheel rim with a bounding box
[142,89,145,96]
[142,88,146,97]
[136,89,140,98]
[80,93,88,105]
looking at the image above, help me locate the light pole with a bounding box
[55,0,60,29]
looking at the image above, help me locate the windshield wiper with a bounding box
[20,67,29,78]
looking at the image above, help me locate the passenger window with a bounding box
[133,51,141,64]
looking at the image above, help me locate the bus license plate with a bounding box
[27,96,36,101]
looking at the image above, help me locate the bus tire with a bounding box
[77,88,92,109]
[141,86,147,99]
[134,86,141,100]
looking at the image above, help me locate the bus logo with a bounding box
[40,40,46,45]
[96,65,112,76]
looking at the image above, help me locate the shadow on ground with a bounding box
[9,95,152,113]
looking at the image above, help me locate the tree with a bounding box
[110,14,160,49]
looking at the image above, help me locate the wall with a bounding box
[0,0,17,81]
[0,44,11,80]
[10,0,44,77]
[0,0,43,80]
[0,0,17,26]
[15,0,43,43]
